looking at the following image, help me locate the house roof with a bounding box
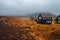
[58,15,60,17]
[32,13,53,20]
[39,14,52,17]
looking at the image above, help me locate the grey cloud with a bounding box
[0,0,60,16]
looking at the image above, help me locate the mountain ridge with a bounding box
[24,13,57,20]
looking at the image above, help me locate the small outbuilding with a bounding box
[55,15,60,24]
[37,14,43,23]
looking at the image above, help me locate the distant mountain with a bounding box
[0,12,57,19]
[24,12,57,20]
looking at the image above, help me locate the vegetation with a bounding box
[0,17,60,40]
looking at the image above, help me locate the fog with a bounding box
[0,0,60,16]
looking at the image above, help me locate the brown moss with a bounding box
[0,17,60,40]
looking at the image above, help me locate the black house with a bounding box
[36,14,52,24]
[55,15,60,24]
[37,14,43,23]
[42,17,52,24]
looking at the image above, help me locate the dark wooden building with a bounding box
[37,14,43,23]
[42,17,52,24]
[36,14,52,24]
[55,15,60,24]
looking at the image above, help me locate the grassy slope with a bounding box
[0,17,60,40]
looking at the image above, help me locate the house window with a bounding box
[58,18,60,20]
[39,17,42,19]
[58,21,60,23]
[47,21,51,23]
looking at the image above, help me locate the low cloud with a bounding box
[0,0,60,16]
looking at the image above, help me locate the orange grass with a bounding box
[0,17,60,40]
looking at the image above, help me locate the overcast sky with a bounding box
[0,0,60,16]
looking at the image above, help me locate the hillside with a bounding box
[25,13,56,20]
[0,17,60,40]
